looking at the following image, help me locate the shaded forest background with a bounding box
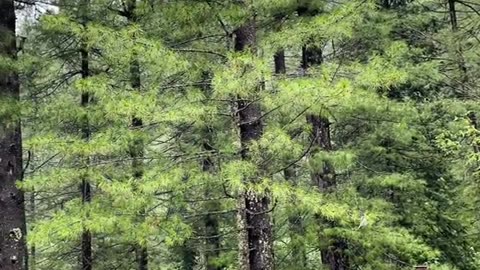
[2,0,480,269]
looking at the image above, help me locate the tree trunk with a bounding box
[79,0,93,267]
[298,6,348,268]
[122,1,148,269]
[130,58,148,270]
[235,14,274,270]
[130,61,148,270]
[448,0,458,32]
[447,0,476,148]
[176,244,195,270]
[80,45,93,270]
[302,45,349,270]
[274,50,286,75]
[447,0,468,93]
[130,54,148,270]
[0,0,27,269]
[306,113,335,191]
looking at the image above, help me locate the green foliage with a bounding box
[14,0,480,269]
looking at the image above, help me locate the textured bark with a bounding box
[0,0,27,269]
[235,16,274,270]
[306,114,336,191]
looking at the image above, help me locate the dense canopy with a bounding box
[2,0,480,269]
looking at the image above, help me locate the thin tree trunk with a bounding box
[447,0,476,148]
[304,46,349,270]
[125,2,148,268]
[298,6,348,269]
[235,12,274,270]
[80,186,92,270]
[447,0,466,87]
[447,0,468,93]
[79,0,93,268]
[130,52,148,270]
[448,0,458,32]
[80,46,93,270]
[0,0,27,269]
[302,46,349,270]
[130,58,148,270]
